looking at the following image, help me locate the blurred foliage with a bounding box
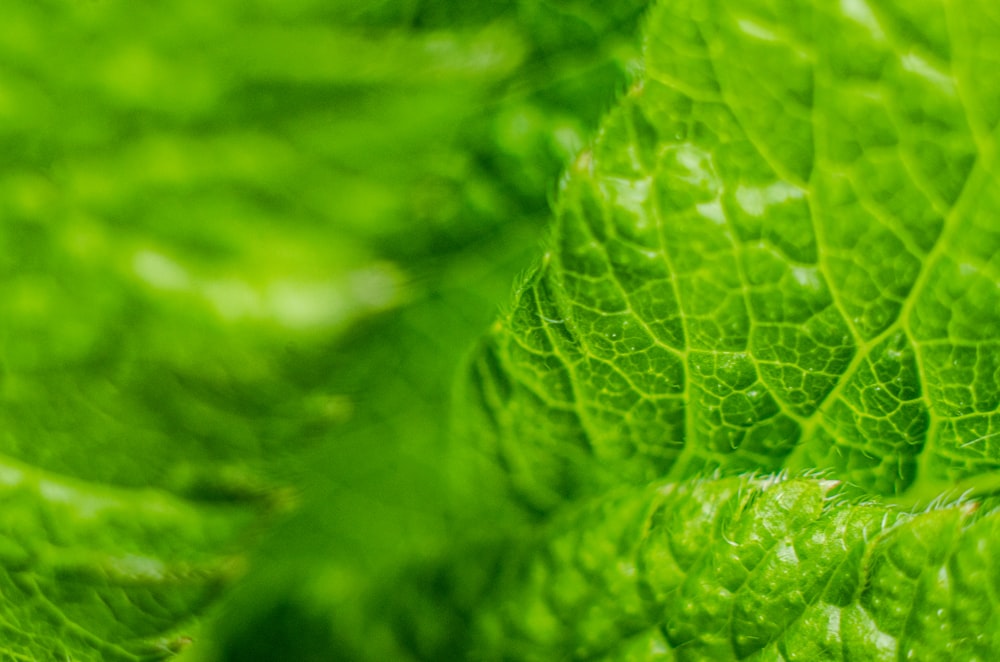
[0,0,648,659]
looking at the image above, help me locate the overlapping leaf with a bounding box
[472,476,1000,660]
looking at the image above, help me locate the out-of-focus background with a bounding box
[0,0,647,658]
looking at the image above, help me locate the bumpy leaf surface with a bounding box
[474,477,1000,660]
[464,0,1000,658]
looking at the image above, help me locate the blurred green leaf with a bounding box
[0,0,648,658]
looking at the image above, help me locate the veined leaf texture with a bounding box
[462,0,1000,659]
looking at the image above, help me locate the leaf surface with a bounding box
[459,1,1000,658]
[473,476,1000,660]
[469,0,1000,510]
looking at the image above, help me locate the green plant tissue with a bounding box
[3,0,1000,660]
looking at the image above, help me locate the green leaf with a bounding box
[11,0,1000,658]
[0,456,252,660]
[456,0,1000,658]
[468,0,1000,510]
[473,476,1000,660]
